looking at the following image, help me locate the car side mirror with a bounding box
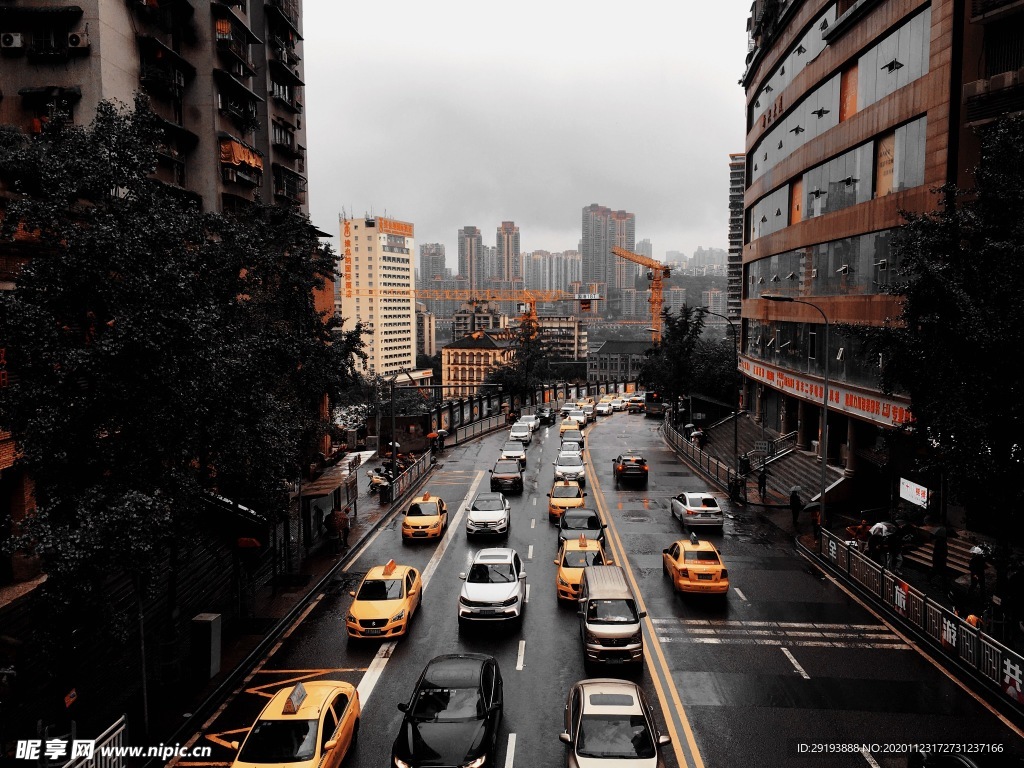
[397,702,409,713]
[601,524,608,529]
[583,492,588,497]
[230,741,240,751]
[459,572,466,580]
[577,610,584,617]
[553,559,559,565]
[489,469,494,473]
[658,734,672,747]
[349,591,356,597]
[324,739,338,752]
[662,548,670,554]
[639,610,647,619]
[559,732,572,745]
[519,572,527,580]
[547,493,551,497]
[606,559,614,565]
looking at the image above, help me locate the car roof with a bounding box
[474,491,504,501]
[557,452,583,461]
[679,538,720,553]
[502,441,526,449]
[261,681,355,720]
[365,562,413,579]
[422,654,490,688]
[618,452,644,459]
[562,507,599,518]
[473,547,516,563]
[493,459,521,470]
[577,679,643,716]
[682,491,716,501]
[552,479,582,488]
[562,536,601,552]
[412,494,441,504]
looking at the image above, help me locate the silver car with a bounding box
[560,678,670,766]
[458,548,526,629]
[519,414,540,433]
[670,491,724,528]
[465,491,511,538]
[553,452,586,488]
[509,423,532,445]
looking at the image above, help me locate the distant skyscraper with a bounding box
[419,243,446,286]
[581,204,635,313]
[458,226,484,290]
[496,221,521,281]
[482,245,499,284]
[636,239,653,259]
[727,153,745,319]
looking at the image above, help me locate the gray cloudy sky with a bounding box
[303,2,749,268]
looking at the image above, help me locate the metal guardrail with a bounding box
[819,530,1024,714]
[62,714,126,768]
[663,419,739,491]
[455,414,507,444]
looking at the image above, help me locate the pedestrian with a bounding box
[757,468,768,502]
[811,505,822,540]
[930,527,950,592]
[790,490,801,529]
[337,507,351,549]
[968,546,987,602]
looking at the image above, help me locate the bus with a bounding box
[644,391,666,418]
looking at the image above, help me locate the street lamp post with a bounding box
[700,308,740,488]
[761,294,830,527]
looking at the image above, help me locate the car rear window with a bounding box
[684,550,721,564]
[494,461,520,473]
[588,693,636,707]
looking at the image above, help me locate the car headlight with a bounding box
[500,596,519,606]
[459,595,472,606]
[346,613,356,623]
[558,576,569,587]
[461,757,487,768]
[585,630,600,644]
[630,630,643,643]
[393,758,412,768]
[391,609,405,622]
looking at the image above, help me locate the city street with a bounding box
[176,411,1024,768]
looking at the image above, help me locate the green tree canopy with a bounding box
[0,97,365,613]
[485,319,552,404]
[637,307,706,418]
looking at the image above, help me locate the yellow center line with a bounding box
[585,440,705,768]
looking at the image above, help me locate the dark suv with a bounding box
[537,406,556,425]
[613,453,649,487]
[490,459,524,494]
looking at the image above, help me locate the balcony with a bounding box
[972,0,1024,21]
[216,35,256,76]
[964,74,1024,126]
[272,163,306,205]
[138,35,196,98]
[266,0,302,38]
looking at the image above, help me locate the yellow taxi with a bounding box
[401,492,448,541]
[599,394,616,404]
[560,418,584,436]
[576,397,596,408]
[547,480,587,522]
[346,559,422,638]
[554,534,612,602]
[662,533,730,597]
[231,680,360,768]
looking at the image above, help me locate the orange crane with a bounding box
[415,288,600,324]
[610,246,672,344]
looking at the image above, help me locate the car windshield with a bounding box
[684,550,721,564]
[564,513,601,530]
[407,502,439,517]
[562,442,582,452]
[586,599,638,624]
[558,455,583,467]
[494,461,520,473]
[411,686,484,722]
[236,720,318,763]
[552,486,582,499]
[563,550,603,568]
[564,432,583,441]
[503,442,524,452]
[356,578,403,601]
[472,497,505,511]
[468,563,515,583]
[576,714,655,759]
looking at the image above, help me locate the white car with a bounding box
[519,414,540,433]
[670,492,724,528]
[581,404,597,423]
[509,423,532,445]
[560,440,583,458]
[560,402,575,417]
[465,491,511,538]
[458,548,526,629]
[595,402,613,416]
[501,440,528,467]
[567,409,587,427]
[610,398,626,411]
[553,452,587,488]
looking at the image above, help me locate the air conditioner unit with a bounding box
[67,31,90,49]
[962,79,989,99]
[989,71,1018,91]
[1,32,24,49]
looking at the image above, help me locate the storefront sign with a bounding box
[899,477,930,508]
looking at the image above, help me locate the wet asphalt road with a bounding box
[179,410,1024,768]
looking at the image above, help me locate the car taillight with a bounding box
[686,509,695,515]
[641,464,649,471]
[616,464,624,471]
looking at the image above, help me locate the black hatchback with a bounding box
[392,653,504,768]
[557,508,607,545]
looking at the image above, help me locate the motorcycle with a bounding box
[366,468,394,495]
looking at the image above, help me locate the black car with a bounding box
[613,453,649,487]
[537,406,556,425]
[490,459,524,494]
[392,654,504,768]
[558,508,607,544]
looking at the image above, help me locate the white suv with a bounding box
[509,423,532,444]
[458,548,526,630]
[519,414,540,433]
[465,492,511,538]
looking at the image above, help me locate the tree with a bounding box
[637,306,706,421]
[855,114,1024,535]
[0,96,365,624]
[485,319,552,406]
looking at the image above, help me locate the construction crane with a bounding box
[611,246,672,344]
[415,288,600,323]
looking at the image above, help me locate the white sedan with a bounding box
[610,398,626,411]
[509,423,532,444]
[595,402,614,416]
[670,492,724,528]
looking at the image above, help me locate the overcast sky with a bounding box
[303,2,749,268]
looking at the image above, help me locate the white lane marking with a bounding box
[357,471,485,706]
[504,733,517,768]
[532,497,537,506]
[531,518,536,529]
[733,588,747,601]
[527,545,533,560]
[516,640,526,671]
[781,647,811,679]
[861,747,882,768]
[525,584,531,603]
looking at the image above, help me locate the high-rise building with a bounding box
[635,239,653,259]
[702,288,728,330]
[496,221,521,281]
[728,153,746,318]
[740,0,997,506]
[458,226,484,290]
[419,243,446,285]
[339,216,416,377]
[581,204,635,315]
[415,302,436,358]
